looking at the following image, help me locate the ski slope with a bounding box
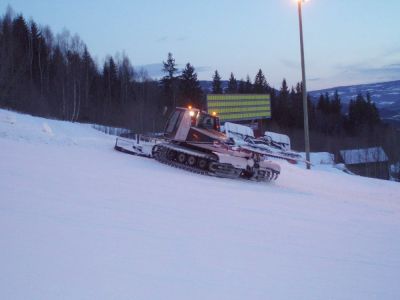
[1,109,400,300]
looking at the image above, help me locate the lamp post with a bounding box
[297,0,311,169]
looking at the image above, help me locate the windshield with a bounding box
[165,110,184,136]
[198,113,219,131]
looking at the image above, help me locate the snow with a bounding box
[42,122,54,136]
[300,151,335,165]
[224,122,255,138]
[340,147,389,164]
[379,101,395,105]
[265,131,291,149]
[1,109,400,300]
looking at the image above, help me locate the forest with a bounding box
[0,7,399,165]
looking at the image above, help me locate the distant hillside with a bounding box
[309,80,400,126]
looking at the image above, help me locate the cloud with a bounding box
[341,62,400,78]
[156,36,168,43]
[386,63,400,69]
[155,36,188,43]
[308,61,399,90]
[328,61,400,87]
[280,59,300,70]
[383,46,400,57]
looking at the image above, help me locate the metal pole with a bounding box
[298,1,311,169]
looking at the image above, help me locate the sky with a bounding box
[2,0,400,90]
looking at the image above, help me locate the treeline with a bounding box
[0,8,399,164]
[315,91,380,135]
[0,8,201,132]
[211,69,382,134]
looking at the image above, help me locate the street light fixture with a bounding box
[297,0,311,169]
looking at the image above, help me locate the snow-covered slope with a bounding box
[1,109,400,300]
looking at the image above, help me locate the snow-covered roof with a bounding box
[265,131,290,145]
[224,122,254,139]
[340,147,388,165]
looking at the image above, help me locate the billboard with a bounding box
[207,94,271,122]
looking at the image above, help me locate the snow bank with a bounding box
[1,109,400,300]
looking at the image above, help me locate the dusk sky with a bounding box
[2,0,400,90]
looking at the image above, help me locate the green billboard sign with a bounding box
[207,94,271,122]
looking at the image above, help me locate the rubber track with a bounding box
[153,145,212,176]
[153,144,279,182]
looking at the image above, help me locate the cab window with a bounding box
[198,114,218,130]
[165,110,184,135]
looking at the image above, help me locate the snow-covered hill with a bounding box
[1,109,400,300]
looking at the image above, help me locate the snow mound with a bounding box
[42,122,54,136]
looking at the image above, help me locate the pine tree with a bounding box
[366,92,380,125]
[331,90,341,115]
[162,52,177,78]
[212,70,222,94]
[244,75,252,93]
[280,79,289,99]
[80,46,96,120]
[118,53,133,107]
[10,14,30,109]
[103,56,119,111]
[179,63,203,108]
[226,72,238,93]
[289,83,304,128]
[348,92,381,133]
[317,94,325,111]
[238,79,245,94]
[160,52,179,109]
[275,79,290,126]
[253,69,268,93]
[317,93,329,114]
[295,82,302,95]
